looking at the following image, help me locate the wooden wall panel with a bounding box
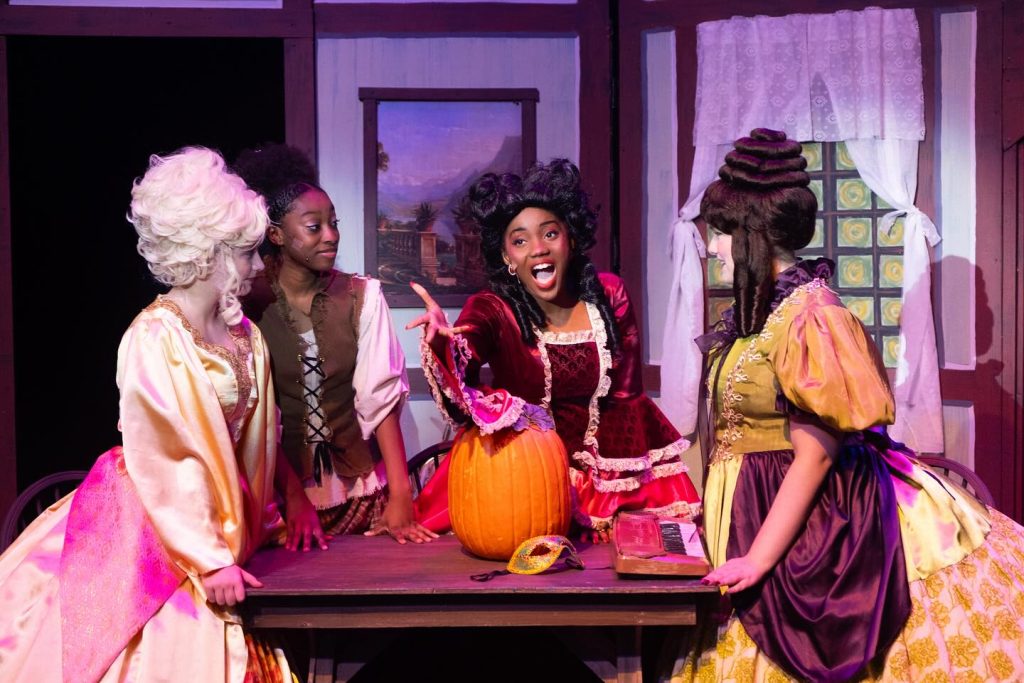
[0,6,311,36]
[284,37,317,163]
[1001,0,1024,520]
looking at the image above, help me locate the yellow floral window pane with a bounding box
[838,255,874,287]
[708,258,729,287]
[880,297,903,326]
[837,217,872,248]
[805,218,825,249]
[835,141,857,170]
[879,254,904,288]
[809,179,824,209]
[802,142,823,172]
[709,297,733,324]
[841,296,875,325]
[878,217,904,246]
[837,178,872,210]
[883,335,901,369]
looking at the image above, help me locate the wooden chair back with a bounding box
[1,470,88,552]
[916,455,995,508]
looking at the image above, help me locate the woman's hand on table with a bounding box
[581,528,613,544]
[366,490,439,544]
[284,490,331,551]
[405,283,469,355]
[202,564,263,606]
[700,554,769,593]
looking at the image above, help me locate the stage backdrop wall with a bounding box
[316,35,580,453]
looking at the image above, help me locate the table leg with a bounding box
[308,631,338,683]
[615,627,642,683]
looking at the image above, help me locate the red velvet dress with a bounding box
[415,272,701,532]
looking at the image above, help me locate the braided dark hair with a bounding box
[468,158,621,357]
[231,144,324,258]
[700,129,817,337]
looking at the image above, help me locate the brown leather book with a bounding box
[612,511,710,577]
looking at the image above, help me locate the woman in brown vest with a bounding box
[235,144,436,545]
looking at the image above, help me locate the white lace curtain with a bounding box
[662,7,944,453]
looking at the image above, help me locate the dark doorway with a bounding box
[8,36,285,489]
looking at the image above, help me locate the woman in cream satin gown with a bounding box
[0,147,295,683]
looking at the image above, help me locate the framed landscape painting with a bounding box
[359,87,539,307]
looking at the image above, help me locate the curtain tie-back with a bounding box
[881,207,941,247]
[671,217,707,261]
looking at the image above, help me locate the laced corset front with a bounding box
[544,339,601,459]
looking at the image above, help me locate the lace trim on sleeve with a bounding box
[420,333,471,431]
[419,332,548,435]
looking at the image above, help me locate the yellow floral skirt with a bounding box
[669,510,1024,682]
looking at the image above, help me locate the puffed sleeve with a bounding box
[600,272,644,399]
[773,300,895,432]
[116,315,242,577]
[353,278,410,439]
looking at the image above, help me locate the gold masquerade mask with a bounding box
[470,535,585,581]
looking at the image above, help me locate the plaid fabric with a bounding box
[316,488,388,535]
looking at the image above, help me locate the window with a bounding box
[707,141,904,367]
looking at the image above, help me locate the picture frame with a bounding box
[359,87,539,307]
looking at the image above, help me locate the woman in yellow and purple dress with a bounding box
[0,147,313,682]
[669,129,1024,682]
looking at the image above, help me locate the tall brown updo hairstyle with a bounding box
[701,128,817,337]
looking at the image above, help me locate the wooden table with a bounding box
[244,535,717,683]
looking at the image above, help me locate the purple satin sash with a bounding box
[726,434,911,682]
[59,447,186,683]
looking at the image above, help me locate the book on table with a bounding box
[612,511,710,577]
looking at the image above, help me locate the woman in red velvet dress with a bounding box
[410,159,701,541]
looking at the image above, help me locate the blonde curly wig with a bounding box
[128,147,268,325]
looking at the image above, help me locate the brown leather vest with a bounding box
[244,270,374,479]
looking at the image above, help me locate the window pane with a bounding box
[882,335,901,369]
[809,179,824,208]
[805,218,825,249]
[835,141,857,170]
[708,259,729,287]
[802,142,823,171]
[842,296,875,325]
[878,217,904,246]
[880,297,902,326]
[837,217,872,248]
[879,255,904,288]
[709,297,733,324]
[836,178,872,210]
[837,255,874,287]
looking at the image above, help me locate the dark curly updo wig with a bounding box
[231,143,325,258]
[701,128,818,337]
[468,158,620,357]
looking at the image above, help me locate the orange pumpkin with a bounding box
[448,425,572,560]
